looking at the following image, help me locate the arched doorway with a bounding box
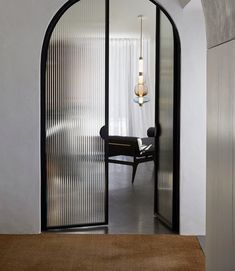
[41,0,180,232]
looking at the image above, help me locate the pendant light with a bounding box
[134,15,149,107]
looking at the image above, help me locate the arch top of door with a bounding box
[40,0,181,232]
[41,0,181,58]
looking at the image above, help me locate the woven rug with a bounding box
[0,234,205,271]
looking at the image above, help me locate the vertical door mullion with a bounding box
[154,6,161,217]
[105,0,110,225]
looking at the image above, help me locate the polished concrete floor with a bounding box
[108,160,172,234]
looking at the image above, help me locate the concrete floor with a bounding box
[108,160,172,234]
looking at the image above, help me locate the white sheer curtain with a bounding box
[109,38,155,138]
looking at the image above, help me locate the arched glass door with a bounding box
[155,10,180,232]
[41,0,180,232]
[42,0,108,229]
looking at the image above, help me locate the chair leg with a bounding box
[132,163,138,184]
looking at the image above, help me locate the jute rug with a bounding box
[0,234,205,271]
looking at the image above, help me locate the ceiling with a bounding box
[110,0,156,39]
[178,0,191,8]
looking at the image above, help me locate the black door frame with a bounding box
[41,0,181,232]
[41,0,110,231]
[151,2,181,233]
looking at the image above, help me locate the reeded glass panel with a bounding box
[45,0,106,227]
[157,11,174,224]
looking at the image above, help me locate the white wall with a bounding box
[0,0,206,235]
[155,0,207,235]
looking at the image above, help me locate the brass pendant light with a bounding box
[134,15,150,107]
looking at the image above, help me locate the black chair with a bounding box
[100,126,155,184]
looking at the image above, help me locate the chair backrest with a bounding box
[147,127,156,137]
[99,125,108,140]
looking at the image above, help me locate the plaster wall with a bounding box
[0,0,206,235]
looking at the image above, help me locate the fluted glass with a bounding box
[157,11,174,225]
[45,0,106,227]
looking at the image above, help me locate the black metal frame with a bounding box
[151,4,181,233]
[105,0,110,227]
[41,0,180,233]
[154,6,161,229]
[40,0,109,231]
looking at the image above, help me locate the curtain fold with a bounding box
[109,38,155,138]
